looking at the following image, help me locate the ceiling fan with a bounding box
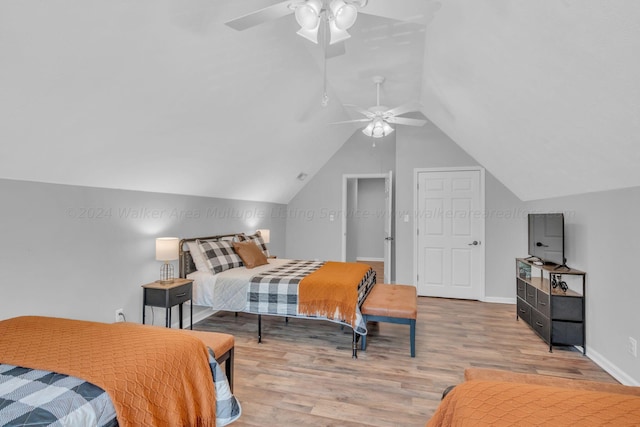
[331,76,427,140]
[225,0,368,45]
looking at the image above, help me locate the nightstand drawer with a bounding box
[142,278,194,329]
[168,283,192,306]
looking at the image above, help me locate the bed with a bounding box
[0,316,241,427]
[179,233,376,358]
[427,368,640,426]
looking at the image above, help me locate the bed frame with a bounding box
[178,233,372,358]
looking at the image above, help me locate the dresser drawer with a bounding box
[168,283,192,306]
[517,298,531,324]
[552,321,584,346]
[531,310,550,341]
[516,279,526,299]
[525,283,537,307]
[536,289,550,316]
[551,295,583,321]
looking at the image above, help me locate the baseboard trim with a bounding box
[483,296,516,304]
[356,257,384,262]
[168,307,216,329]
[586,347,640,386]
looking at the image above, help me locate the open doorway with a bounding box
[342,172,393,283]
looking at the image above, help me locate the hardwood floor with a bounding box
[194,297,616,427]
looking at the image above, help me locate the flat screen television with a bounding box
[528,213,565,266]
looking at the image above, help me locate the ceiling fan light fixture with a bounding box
[295,0,322,30]
[362,118,394,138]
[328,19,351,44]
[330,0,358,30]
[297,25,320,43]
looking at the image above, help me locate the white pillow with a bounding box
[187,240,209,272]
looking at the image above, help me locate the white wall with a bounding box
[524,186,640,385]
[0,178,286,325]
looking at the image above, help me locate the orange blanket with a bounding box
[0,316,216,427]
[427,380,640,426]
[298,261,370,327]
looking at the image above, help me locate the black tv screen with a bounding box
[528,213,565,265]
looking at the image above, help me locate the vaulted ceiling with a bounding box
[1,1,638,203]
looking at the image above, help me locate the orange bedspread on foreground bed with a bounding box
[426,379,640,426]
[0,316,216,427]
[298,261,370,328]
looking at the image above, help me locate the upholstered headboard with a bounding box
[179,233,239,278]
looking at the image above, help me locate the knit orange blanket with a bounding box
[0,316,216,427]
[427,380,640,426]
[298,261,370,327]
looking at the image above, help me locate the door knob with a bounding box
[468,240,479,246]
[384,236,394,241]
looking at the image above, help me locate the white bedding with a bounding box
[188,258,292,311]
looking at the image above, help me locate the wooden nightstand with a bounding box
[141,278,193,329]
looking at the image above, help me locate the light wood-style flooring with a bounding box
[194,296,616,427]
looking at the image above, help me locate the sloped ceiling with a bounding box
[421,0,640,201]
[0,1,638,203]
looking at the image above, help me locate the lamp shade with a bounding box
[362,118,394,138]
[331,0,357,30]
[328,19,351,44]
[295,0,322,29]
[156,237,179,261]
[257,229,270,244]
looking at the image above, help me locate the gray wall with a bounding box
[525,186,640,385]
[285,131,396,261]
[394,123,524,300]
[0,178,286,325]
[287,121,523,299]
[355,178,385,260]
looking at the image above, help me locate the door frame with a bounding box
[413,166,486,301]
[341,172,392,282]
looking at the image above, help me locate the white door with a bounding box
[384,171,392,283]
[416,169,484,299]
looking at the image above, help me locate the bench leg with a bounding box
[410,319,416,358]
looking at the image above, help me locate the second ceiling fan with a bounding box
[332,76,427,139]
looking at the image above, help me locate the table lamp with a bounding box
[156,237,179,284]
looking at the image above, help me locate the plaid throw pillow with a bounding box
[238,231,270,258]
[197,239,244,274]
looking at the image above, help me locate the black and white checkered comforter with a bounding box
[0,349,240,427]
[247,260,376,334]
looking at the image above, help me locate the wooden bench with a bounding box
[361,283,417,357]
[178,329,235,392]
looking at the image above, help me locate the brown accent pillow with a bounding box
[232,241,268,269]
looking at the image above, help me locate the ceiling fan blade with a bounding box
[224,1,293,31]
[344,104,374,117]
[386,117,427,126]
[359,0,441,24]
[385,101,422,117]
[329,118,372,125]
